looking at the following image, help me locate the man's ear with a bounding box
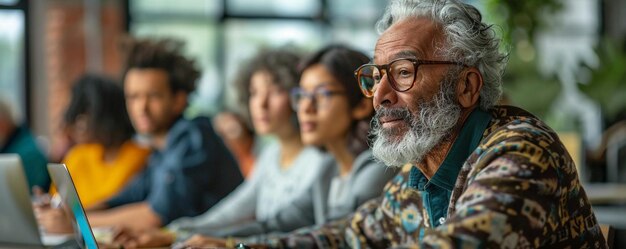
[352,98,374,120]
[457,67,483,108]
[173,91,188,114]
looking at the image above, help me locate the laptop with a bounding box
[0,154,75,249]
[47,163,100,249]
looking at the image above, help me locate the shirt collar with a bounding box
[423,108,492,191]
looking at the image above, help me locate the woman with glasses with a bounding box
[172,45,397,248]
[289,45,396,223]
[112,48,336,248]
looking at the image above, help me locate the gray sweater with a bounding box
[240,150,397,245]
[312,150,396,225]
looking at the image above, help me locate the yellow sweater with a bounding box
[59,141,150,208]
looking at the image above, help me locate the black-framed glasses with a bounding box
[354,58,464,98]
[290,87,344,111]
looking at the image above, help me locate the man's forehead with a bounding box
[373,50,424,64]
[373,17,442,63]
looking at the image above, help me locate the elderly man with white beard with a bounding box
[177,0,607,248]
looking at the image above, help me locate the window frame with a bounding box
[0,0,30,124]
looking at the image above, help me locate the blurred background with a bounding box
[1,0,625,242]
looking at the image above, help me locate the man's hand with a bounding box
[113,227,175,249]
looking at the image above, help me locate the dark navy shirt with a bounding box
[106,116,243,224]
[408,108,492,231]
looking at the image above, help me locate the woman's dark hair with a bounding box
[299,45,372,155]
[121,38,200,94]
[64,74,134,148]
[234,48,301,130]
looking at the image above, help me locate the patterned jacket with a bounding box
[263,106,607,248]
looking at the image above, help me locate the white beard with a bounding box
[370,72,462,167]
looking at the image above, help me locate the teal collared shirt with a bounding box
[0,125,50,192]
[408,108,492,228]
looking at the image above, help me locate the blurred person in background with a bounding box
[54,74,150,209]
[0,96,50,192]
[286,45,396,224]
[38,38,243,233]
[212,111,256,179]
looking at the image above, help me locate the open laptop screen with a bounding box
[48,163,99,249]
[0,154,42,245]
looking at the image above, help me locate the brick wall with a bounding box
[43,0,125,162]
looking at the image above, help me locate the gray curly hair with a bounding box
[376,0,508,110]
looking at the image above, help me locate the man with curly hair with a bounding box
[94,38,244,230]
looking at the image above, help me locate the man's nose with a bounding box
[373,73,397,109]
[135,96,149,113]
